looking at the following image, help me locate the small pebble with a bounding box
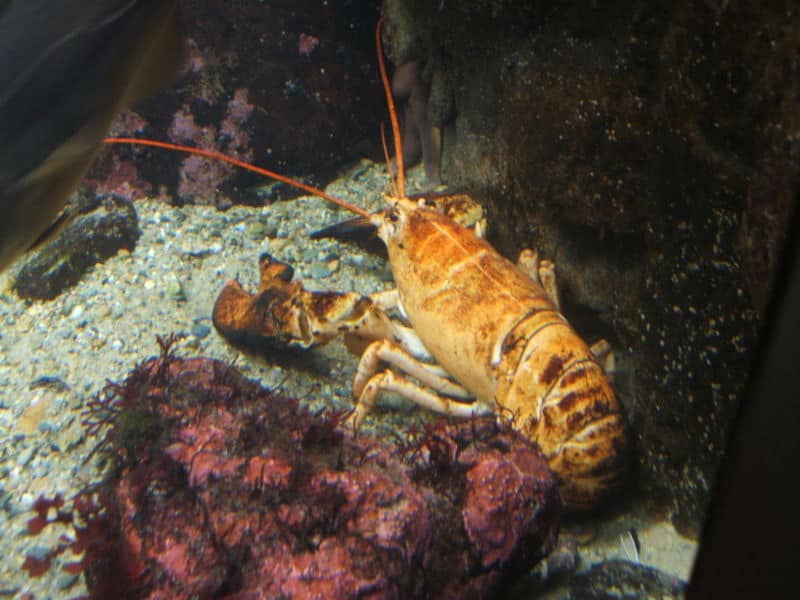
[310,261,332,279]
[57,573,80,591]
[191,323,212,339]
[168,279,187,302]
[247,221,269,240]
[183,335,201,350]
[17,446,36,467]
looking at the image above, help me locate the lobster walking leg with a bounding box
[371,289,401,311]
[344,288,436,361]
[349,338,488,427]
[516,248,616,374]
[353,338,473,401]
[517,249,560,309]
[590,339,615,373]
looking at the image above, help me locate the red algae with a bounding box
[24,347,561,599]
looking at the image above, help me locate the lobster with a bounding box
[105,18,628,510]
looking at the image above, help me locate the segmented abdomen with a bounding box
[494,309,628,510]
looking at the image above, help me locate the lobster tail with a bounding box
[537,359,628,509]
[496,312,628,509]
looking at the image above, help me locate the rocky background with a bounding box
[91,0,386,207]
[380,0,798,537]
[80,0,798,538]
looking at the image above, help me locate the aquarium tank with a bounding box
[0,1,796,598]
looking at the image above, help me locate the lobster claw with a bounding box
[258,251,294,283]
[213,253,394,364]
[212,254,302,357]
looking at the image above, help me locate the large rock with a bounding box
[569,559,686,600]
[25,353,562,599]
[12,194,139,301]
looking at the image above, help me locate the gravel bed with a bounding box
[0,161,696,598]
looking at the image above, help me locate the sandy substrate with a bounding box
[0,162,696,598]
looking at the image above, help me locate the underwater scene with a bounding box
[0,0,796,598]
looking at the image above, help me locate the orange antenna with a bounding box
[103,137,370,218]
[375,16,404,198]
[378,123,398,198]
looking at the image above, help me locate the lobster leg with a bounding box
[370,288,412,322]
[353,339,473,401]
[342,287,437,361]
[349,338,487,427]
[517,249,560,310]
[516,249,615,374]
[371,288,401,311]
[590,339,615,373]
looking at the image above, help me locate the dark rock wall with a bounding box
[92,0,385,206]
[382,0,798,536]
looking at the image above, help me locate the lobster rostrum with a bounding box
[106,18,627,510]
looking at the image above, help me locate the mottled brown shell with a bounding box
[380,201,627,509]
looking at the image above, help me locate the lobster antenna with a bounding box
[379,123,398,198]
[375,16,404,199]
[103,137,370,218]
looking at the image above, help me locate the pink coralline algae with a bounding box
[168,88,255,206]
[220,88,255,155]
[108,109,149,137]
[89,155,154,201]
[85,109,155,201]
[24,346,561,599]
[85,4,387,209]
